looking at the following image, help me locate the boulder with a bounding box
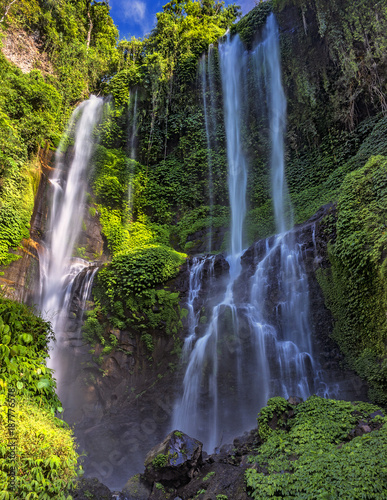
[71,477,113,499]
[144,430,203,486]
[120,474,152,500]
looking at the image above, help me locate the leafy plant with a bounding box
[0,397,79,498]
[0,298,61,412]
[246,396,387,499]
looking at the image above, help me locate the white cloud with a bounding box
[122,0,146,23]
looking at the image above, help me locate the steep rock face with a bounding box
[0,146,53,303]
[60,253,231,490]
[238,204,368,402]
[1,29,54,75]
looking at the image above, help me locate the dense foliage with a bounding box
[0,298,60,411]
[318,155,387,405]
[246,396,387,499]
[0,399,78,499]
[0,298,79,498]
[0,0,119,265]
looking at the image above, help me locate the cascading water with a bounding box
[173,14,330,450]
[39,95,103,400]
[128,89,138,160]
[173,33,249,449]
[182,256,214,356]
[245,14,328,401]
[200,47,218,252]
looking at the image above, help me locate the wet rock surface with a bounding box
[119,428,258,500]
[144,431,203,486]
[71,477,115,499]
[237,203,369,402]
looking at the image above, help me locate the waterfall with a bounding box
[200,45,218,253]
[219,34,248,270]
[39,96,103,398]
[182,256,214,356]
[247,14,325,399]
[172,34,249,449]
[254,14,293,234]
[128,89,138,160]
[173,15,329,450]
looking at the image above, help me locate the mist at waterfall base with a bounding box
[172,15,334,451]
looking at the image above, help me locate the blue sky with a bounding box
[109,0,257,40]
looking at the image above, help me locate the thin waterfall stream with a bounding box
[39,95,103,404]
[173,15,331,451]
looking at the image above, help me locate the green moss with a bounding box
[246,396,387,499]
[152,453,168,469]
[317,155,387,405]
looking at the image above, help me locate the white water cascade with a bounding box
[200,46,218,252]
[173,33,249,449]
[39,96,103,398]
[173,15,330,450]
[245,14,327,401]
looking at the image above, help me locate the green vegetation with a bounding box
[0,0,119,265]
[0,298,79,497]
[246,396,387,499]
[0,398,78,499]
[152,453,168,469]
[318,155,387,405]
[0,298,60,411]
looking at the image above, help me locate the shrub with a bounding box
[0,398,78,499]
[0,298,61,412]
[246,396,387,499]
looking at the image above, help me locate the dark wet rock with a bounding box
[287,396,303,405]
[173,461,249,500]
[184,226,228,254]
[370,410,385,419]
[121,474,152,500]
[72,477,113,499]
[144,431,203,486]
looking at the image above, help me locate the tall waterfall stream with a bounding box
[39,96,103,405]
[172,15,333,451]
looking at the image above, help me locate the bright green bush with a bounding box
[246,396,387,499]
[0,298,61,412]
[317,155,387,404]
[0,398,78,499]
[98,245,186,297]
